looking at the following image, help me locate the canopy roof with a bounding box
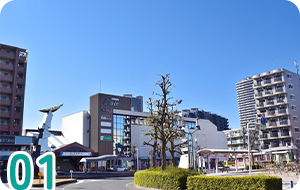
[80,155,117,163]
[197,148,259,155]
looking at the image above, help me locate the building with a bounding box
[237,68,300,160]
[252,68,300,157]
[0,44,28,136]
[62,111,90,147]
[23,129,94,172]
[123,94,143,112]
[236,77,256,127]
[62,92,228,170]
[179,108,230,131]
[0,135,34,175]
[223,128,259,151]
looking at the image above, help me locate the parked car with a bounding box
[107,166,129,172]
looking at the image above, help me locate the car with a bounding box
[107,166,129,172]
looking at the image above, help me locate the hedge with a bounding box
[222,161,235,166]
[246,164,263,170]
[134,166,197,190]
[187,175,282,190]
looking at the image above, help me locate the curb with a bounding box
[32,179,77,187]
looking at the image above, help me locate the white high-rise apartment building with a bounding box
[237,68,300,159]
[252,68,300,157]
[236,77,256,127]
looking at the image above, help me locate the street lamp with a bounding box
[179,117,201,170]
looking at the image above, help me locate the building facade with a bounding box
[223,128,259,151]
[252,68,300,157]
[236,77,256,127]
[0,44,28,136]
[180,108,230,131]
[62,111,90,147]
[123,94,143,112]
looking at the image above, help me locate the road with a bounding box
[2,176,135,190]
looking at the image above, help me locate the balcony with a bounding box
[277,99,285,104]
[0,75,13,82]
[0,99,11,106]
[261,145,269,149]
[267,111,275,117]
[0,63,13,71]
[0,124,9,132]
[279,120,289,126]
[275,88,284,93]
[0,112,10,118]
[281,131,290,137]
[266,101,274,105]
[15,101,24,107]
[123,122,130,126]
[257,102,264,108]
[0,50,15,59]
[18,66,25,73]
[17,78,25,84]
[123,142,131,147]
[265,91,273,96]
[16,89,24,95]
[12,125,21,132]
[278,110,287,115]
[260,134,268,139]
[270,132,278,138]
[264,79,272,84]
[0,88,12,94]
[274,77,282,82]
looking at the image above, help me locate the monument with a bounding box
[33,104,63,176]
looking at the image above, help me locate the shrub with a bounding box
[222,161,235,166]
[246,164,262,170]
[134,166,197,190]
[187,175,282,190]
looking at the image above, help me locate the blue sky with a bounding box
[0,0,300,131]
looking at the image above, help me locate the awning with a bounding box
[80,155,117,163]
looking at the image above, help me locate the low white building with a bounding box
[62,111,90,147]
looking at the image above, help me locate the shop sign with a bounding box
[101,108,111,113]
[100,129,111,134]
[0,136,15,144]
[60,152,92,156]
[101,115,112,120]
[100,136,111,141]
[103,98,119,106]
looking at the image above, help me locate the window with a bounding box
[292,105,297,111]
[290,94,295,100]
[297,138,300,144]
[289,84,293,89]
[287,73,292,79]
[293,116,298,122]
[295,128,300,133]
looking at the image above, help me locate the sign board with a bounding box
[0,136,15,144]
[101,115,112,120]
[60,152,92,156]
[100,136,111,141]
[101,121,111,127]
[101,129,111,134]
[261,117,266,125]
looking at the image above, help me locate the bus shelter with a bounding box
[197,149,259,174]
[80,155,118,172]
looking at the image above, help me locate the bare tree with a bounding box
[145,74,182,170]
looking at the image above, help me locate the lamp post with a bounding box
[245,119,263,176]
[179,117,201,170]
